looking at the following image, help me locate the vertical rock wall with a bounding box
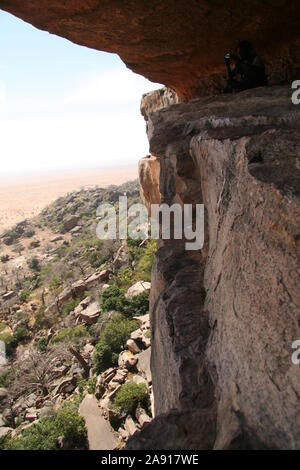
[130,85,300,449]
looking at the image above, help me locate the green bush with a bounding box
[101,285,128,313]
[52,325,88,344]
[28,257,40,272]
[13,326,29,343]
[113,382,149,415]
[19,290,30,302]
[0,326,29,355]
[94,315,137,373]
[4,401,87,450]
[0,332,17,356]
[0,322,8,333]
[33,307,52,331]
[62,298,80,316]
[115,268,134,288]
[101,286,149,318]
[87,377,97,394]
[0,370,11,387]
[49,275,62,292]
[136,240,156,282]
[0,254,9,263]
[128,292,149,317]
[37,336,48,353]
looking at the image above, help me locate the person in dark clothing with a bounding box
[224,40,268,93]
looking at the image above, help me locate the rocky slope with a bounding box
[131,85,300,450]
[0,181,155,449]
[1,1,300,98]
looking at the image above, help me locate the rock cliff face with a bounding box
[128,85,300,449]
[1,1,300,98]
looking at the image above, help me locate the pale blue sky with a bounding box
[0,10,160,177]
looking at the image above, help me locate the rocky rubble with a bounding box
[0,180,154,449]
[94,313,153,446]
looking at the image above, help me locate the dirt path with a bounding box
[79,394,118,450]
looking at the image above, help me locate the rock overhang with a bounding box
[0,0,300,99]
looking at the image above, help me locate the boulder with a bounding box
[125,281,151,299]
[85,270,110,289]
[82,343,95,358]
[71,279,86,295]
[124,415,139,437]
[130,329,143,342]
[118,351,138,370]
[110,369,127,385]
[70,225,82,235]
[76,301,100,325]
[132,375,147,387]
[118,427,129,441]
[52,376,76,396]
[2,291,15,301]
[25,408,38,422]
[57,287,72,307]
[50,235,63,243]
[63,216,79,232]
[133,313,150,328]
[38,405,55,419]
[136,407,152,428]
[99,368,117,385]
[126,339,141,355]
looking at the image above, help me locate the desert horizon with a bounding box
[0,166,138,234]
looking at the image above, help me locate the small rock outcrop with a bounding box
[139,157,161,216]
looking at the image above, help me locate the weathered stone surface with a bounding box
[0,1,299,99]
[71,279,86,294]
[79,394,118,450]
[52,376,76,396]
[124,415,138,437]
[63,215,79,232]
[126,408,216,450]
[76,301,100,325]
[125,281,151,299]
[2,291,15,301]
[126,339,141,355]
[144,85,300,449]
[136,407,151,428]
[137,348,152,384]
[139,157,161,216]
[141,88,178,121]
[118,351,138,370]
[85,270,110,289]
